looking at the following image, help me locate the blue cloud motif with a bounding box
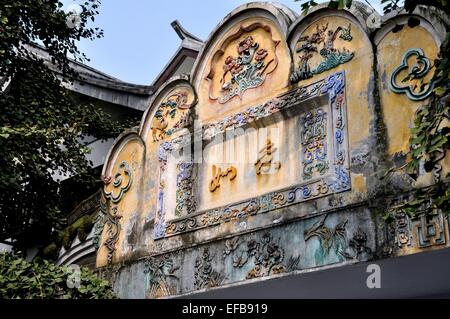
[389,48,435,101]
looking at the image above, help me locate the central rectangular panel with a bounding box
[196,100,333,212]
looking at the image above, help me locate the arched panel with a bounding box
[375,14,441,156]
[139,76,197,144]
[96,132,145,267]
[191,3,296,123]
[288,7,375,196]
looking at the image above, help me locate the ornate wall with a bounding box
[92,2,449,298]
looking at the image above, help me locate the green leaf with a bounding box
[328,1,339,9]
[0,253,116,298]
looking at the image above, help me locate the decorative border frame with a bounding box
[154,71,350,240]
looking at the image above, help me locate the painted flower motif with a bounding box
[230,63,243,75]
[255,48,268,61]
[237,36,254,54]
[223,56,235,72]
[223,56,243,75]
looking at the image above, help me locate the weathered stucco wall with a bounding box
[92,2,450,298]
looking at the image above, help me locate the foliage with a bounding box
[0,253,116,299]
[61,214,95,249]
[295,0,353,15]
[41,213,95,260]
[0,1,138,249]
[380,0,449,15]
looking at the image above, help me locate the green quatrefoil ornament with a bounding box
[389,48,435,101]
[104,161,132,203]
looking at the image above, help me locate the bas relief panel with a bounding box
[291,22,354,83]
[206,23,280,104]
[154,71,351,239]
[150,88,195,142]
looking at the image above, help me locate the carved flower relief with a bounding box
[255,48,268,61]
[207,23,280,104]
[144,255,179,298]
[219,35,270,101]
[238,35,254,54]
[194,249,225,289]
[223,56,242,75]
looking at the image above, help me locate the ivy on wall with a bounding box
[381,1,450,222]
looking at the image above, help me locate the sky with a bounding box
[62,0,383,85]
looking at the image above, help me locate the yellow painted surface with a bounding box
[96,14,377,264]
[377,25,438,156]
[96,137,144,267]
[193,15,375,210]
[198,118,301,211]
[351,174,366,194]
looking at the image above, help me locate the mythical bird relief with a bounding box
[304,215,372,265]
[151,91,193,142]
[304,215,348,266]
[291,23,353,83]
[207,23,279,104]
[144,255,180,299]
[300,108,329,179]
[194,249,225,289]
[223,233,300,280]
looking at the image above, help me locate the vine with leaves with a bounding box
[0,252,116,299]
